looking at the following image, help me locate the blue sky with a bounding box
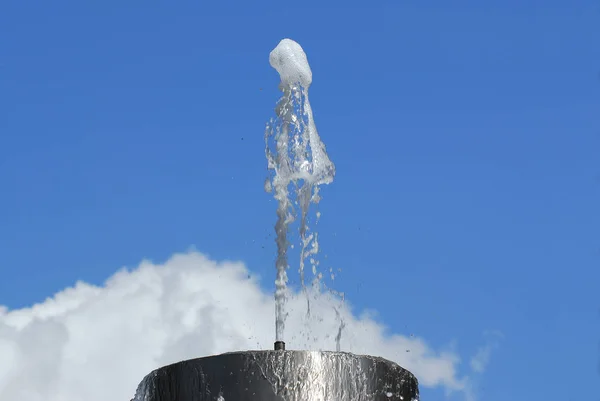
[1,1,599,400]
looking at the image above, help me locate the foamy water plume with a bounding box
[266,38,336,343]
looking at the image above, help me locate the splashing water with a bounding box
[265,39,336,343]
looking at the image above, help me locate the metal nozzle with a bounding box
[274,341,285,351]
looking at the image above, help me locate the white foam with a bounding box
[269,39,312,89]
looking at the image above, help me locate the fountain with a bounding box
[132,350,418,401]
[131,39,419,401]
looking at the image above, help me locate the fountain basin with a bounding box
[133,350,419,401]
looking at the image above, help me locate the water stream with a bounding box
[265,39,336,345]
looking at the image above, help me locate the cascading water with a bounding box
[264,39,336,345]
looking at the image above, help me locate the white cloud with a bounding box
[470,345,492,374]
[470,331,502,374]
[0,251,470,401]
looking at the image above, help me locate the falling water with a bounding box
[265,39,335,343]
